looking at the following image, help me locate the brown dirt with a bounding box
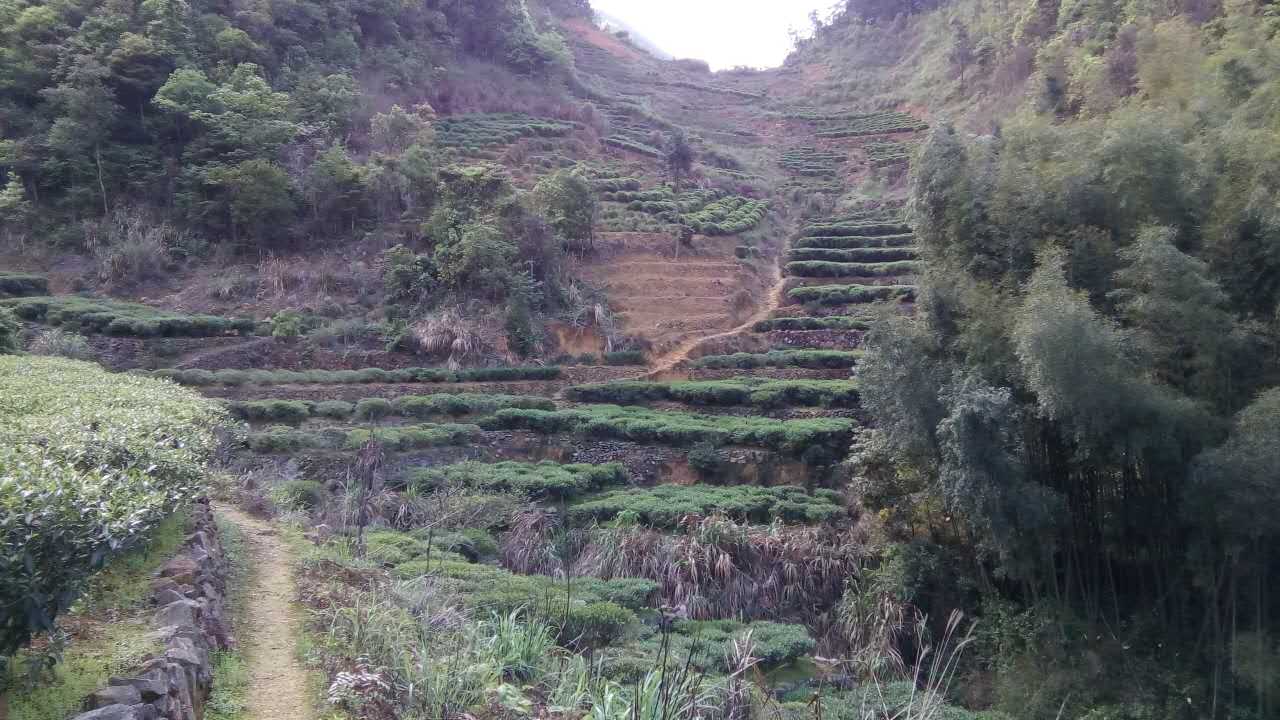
[216,506,311,720]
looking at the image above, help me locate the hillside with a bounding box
[2,1,1278,719]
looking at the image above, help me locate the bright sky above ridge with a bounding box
[591,0,837,71]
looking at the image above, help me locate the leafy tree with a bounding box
[530,169,597,251]
[207,159,296,243]
[304,144,365,234]
[665,131,695,193]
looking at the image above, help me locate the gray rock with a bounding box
[109,674,171,702]
[85,685,141,709]
[153,587,186,606]
[154,599,199,628]
[158,556,199,584]
[70,704,147,720]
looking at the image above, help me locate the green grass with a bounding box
[792,233,916,249]
[569,484,845,527]
[752,316,871,332]
[786,260,921,278]
[480,405,856,457]
[225,394,554,424]
[1,296,255,337]
[246,423,480,453]
[565,378,860,408]
[153,365,562,386]
[407,461,627,501]
[0,272,48,298]
[690,349,863,370]
[788,284,917,305]
[205,518,250,720]
[788,247,918,263]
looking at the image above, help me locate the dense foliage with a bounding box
[226,393,554,423]
[566,378,861,407]
[408,461,627,501]
[0,357,227,660]
[569,484,846,527]
[153,365,562,386]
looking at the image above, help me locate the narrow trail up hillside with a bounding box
[217,506,311,720]
[643,260,784,380]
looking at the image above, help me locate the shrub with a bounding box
[788,247,918,263]
[687,441,724,478]
[0,357,228,658]
[408,461,626,501]
[566,378,861,407]
[813,111,927,138]
[690,350,863,370]
[354,397,393,421]
[246,423,479,453]
[792,233,916,249]
[568,484,845,527]
[26,328,95,360]
[800,222,912,238]
[225,399,311,425]
[752,316,871,332]
[270,311,303,338]
[603,350,646,366]
[0,308,19,355]
[481,405,856,457]
[434,112,575,148]
[786,260,922,278]
[1,296,255,337]
[560,601,634,648]
[276,479,324,510]
[313,400,355,418]
[787,284,917,305]
[0,272,49,298]
[152,366,559,386]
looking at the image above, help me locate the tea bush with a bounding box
[2,296,255,337]
[481,405,856,457]
[786,260,922,278]
[865,140,910,166]
[606,619,815,678]
[752,316,871,332]
[434,113,575,148]
[407,461,627,501]
[569,484,846,527]
[565,378,861,408]
[603,136,663,157]
[153,365,562,386]
[788,284,917,305]
[690,349,864,369]
[0,356,227,658]
[603,350,646,366]
[780,147,848,176]
[0,272,49,298]
[793,233,916,249]
[814,111,927,138]
[245,423,479,453]
[800,221,912,237]
[26,328,95,360]
[684,196,767,236]
[788,247,918,263]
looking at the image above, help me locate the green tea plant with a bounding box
[865,140,911,166]
[789,246,918,262]
[408,461,627,501]
[434,113,575,149]
[788,284,917,305]
[153,365,562,386]
[780,147,849,176]
[786,260,922,277]
[565,378,861,408]
[793,233,917,249]
[690,349,864,369]
[0,272,49,298]
[0,357,228,659]
[480,405,857,457]
[569,484,846,527]
[814,111,927,138]
[225,394,553,423]
[800,221,912,237]
[2,296,256,337]
[246,423,479,453]
[752,316,871,332]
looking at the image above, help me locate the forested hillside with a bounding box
[786,0,1280,717]
[3,0,1280,719]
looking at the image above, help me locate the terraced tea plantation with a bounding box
[780,146,849,176]
[814,110,928,138]
[434,112,577,150]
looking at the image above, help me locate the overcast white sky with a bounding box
[591,0,838,70]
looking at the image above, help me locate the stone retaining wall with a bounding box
[71,499,232,720]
